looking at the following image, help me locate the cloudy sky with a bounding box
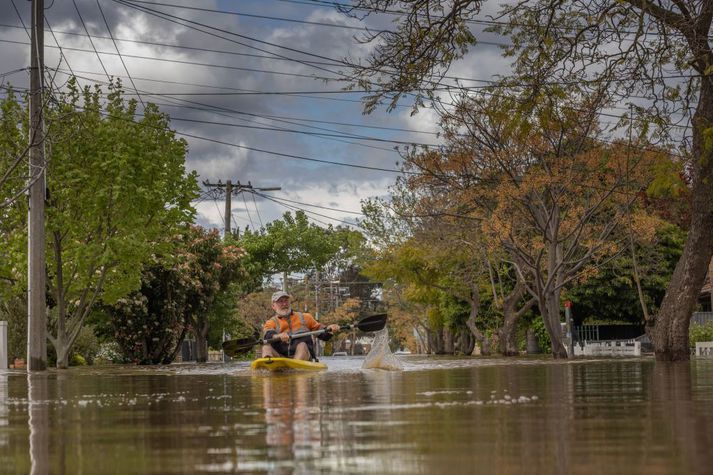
[1,0,510,235]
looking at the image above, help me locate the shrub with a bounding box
[94,341,126,365]
[73,326,100,365]
[70,354,87,366]
[689,322,713,348]
[531,317,552,354]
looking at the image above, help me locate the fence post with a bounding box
[0,321,7,369]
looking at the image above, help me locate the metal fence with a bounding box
[692,312,713,326]
[576,325,600,342]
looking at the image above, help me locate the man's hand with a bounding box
[277,331,290,342]
[326,324,340,333]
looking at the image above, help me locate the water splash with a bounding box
[362,328,403,371]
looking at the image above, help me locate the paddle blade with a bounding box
[355,313,387,332]
[222,336,260,357]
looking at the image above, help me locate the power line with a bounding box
[251,192,264,228]
[5,35,698,104]
[252,190,363,215]
[72,0,111,81]
[161,115,442,148]
[112,0,348,80]
[45,66,693,142]
[45,69,406,154]
[241,191,255,230]
[258,191,364,229]
[0,22,345,68]
[122,0,374,32]
[95,0,145,108]
[273,0,700,38]
[0,37,339,81]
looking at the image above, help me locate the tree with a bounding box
[239,210,363,288]
[180,227,244,362]
[0,89,28,297]
[344,0,713,361]
[106,226,244,364]
[565,223,685,325]
[1,79,199,367]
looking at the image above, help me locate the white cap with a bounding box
[271,291,291,303]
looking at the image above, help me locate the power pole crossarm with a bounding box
[202,179,281,240]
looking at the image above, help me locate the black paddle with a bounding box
[221,313,387,357]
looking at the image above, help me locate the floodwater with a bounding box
[2,357,713,474]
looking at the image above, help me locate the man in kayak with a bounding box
[261,291,340,361]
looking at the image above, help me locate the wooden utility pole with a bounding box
[202,180,280,239]
[27,0,47,371]
[224,180,233,236]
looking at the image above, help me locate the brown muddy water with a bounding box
[2,356,713,474]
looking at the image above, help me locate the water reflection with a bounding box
[257,373,322,473]
[0,373,7,449]
[652,362,712,472]
[28,373,49,475]
[1,360,713,473]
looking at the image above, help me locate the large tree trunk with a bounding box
[194,322,210,363]
[464,278,492,355]
[499,310,519,356]
[653,82,713,361]
[443,327,454,355]
[428,327,445,354]
[55,339,70,369]
[456,329,475,355]
[542,291,568,359]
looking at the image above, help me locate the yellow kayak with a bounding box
[251,357,327,372]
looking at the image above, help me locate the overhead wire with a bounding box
[240,191,255,230]
[252,190,363,215]
[112,0,349,80]
[257,190,364,228]
[250,192,264,228]
[95,0,145,108]
[47,68,407,154]
[72,0,112,81]
[121,0,375,32]
[274,0,705,39]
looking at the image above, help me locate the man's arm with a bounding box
[304,314,339,340]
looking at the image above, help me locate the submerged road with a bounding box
[2,356,713,473]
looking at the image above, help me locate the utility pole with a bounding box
[224,180,232,236]
[27,0,46,371]
[202,180,280,239]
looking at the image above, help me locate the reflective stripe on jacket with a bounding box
[262,311,321,338]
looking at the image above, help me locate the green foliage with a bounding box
[530,317,552,354]
[70,354,88,366]
[0,88,27,299]
[0,78,199,367]
[0,296,26,361]
[240,211,359,280]
[647,155,686,198]
[72,326,101,365]
[689,323,713,349]
[105,226,245,364]
[206,282,258,349]
[565,224,684,324]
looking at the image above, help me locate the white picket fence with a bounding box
[573,340,641,357]
[695,342,713,357]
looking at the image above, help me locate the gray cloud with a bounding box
[2,0,515,234]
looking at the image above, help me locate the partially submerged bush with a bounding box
[689,322,713,348]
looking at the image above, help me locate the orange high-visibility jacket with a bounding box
[263,311,322,338]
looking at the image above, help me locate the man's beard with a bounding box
[276,306,292,317]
